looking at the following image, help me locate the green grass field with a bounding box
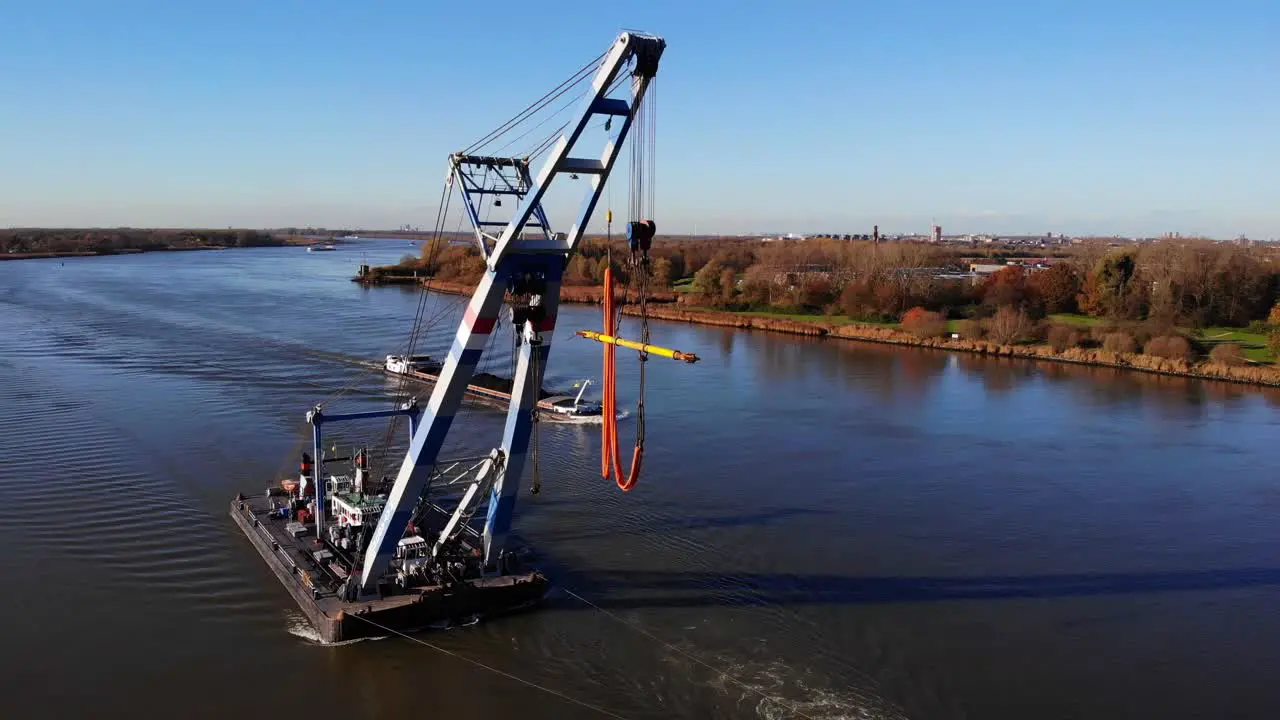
[1047,313,1105,327]
[1047,314,1274,362]
[1198,327,1272,362]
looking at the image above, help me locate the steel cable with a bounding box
[464,51,606,155]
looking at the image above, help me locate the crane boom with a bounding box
[358,32,666,594]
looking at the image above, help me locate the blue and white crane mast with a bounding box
[356,32,665,596]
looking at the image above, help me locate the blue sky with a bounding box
[2,0,1277,237]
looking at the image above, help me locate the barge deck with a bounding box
[231,494,548,643]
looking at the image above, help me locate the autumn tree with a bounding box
[1047,324,1082,352]
[1209,343,1248,366]
[901,307,947,338]
[719,268,738,304]
[1102,332,1137,354]
[663,252,687,283]
[878,242,940,316]
[980,266,1032,310]
[1079,251,1142,320]
[565,255,596,285]
[738,265,776,307]
[693,259,725,301]
[798,277,835,310]
[1144,335,1194,362]
[648,257,673,289]
[1027,263,1080,314]
[1208,248,1272,326]
[838,279,881,321]
[986,306,1034,344]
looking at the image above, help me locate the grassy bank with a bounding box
[639,305,1280,387]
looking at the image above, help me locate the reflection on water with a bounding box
[2,242,1280,720]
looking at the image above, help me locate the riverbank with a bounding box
[0,246,239,261]
[0,228,289,259]
[397,277,1280,388]
[639,305,1280,387]
[0,251,103,261]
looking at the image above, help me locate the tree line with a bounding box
[406,235,749,290]
[0,229,283,254]
[402,234,1280,345]
[679,237,1278,329]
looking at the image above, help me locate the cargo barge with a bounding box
[378,355,603,420]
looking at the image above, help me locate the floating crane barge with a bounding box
[232,31,668,642]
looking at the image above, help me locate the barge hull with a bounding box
[230,497,549,643]
[231,495,340,639]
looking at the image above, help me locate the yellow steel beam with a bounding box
[575,330,700,363]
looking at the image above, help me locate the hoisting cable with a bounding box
[372,178,455,477]
[343,613,630,719]
[463,50,607,155]
[524,68,635,160]
[600,66,651,492]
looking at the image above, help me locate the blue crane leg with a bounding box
[358,270,507,592]
[483,272,563,567]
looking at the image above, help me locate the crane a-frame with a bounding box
[350,32,666,596]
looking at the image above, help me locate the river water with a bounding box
[2,240,1280,719]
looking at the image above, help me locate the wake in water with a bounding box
[697,654,907,720]
[285,610,484,646]
[284,610,383,646]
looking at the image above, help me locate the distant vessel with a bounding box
[382,356,609,421]
[541,379,603,418]
[307,244,337,252]
[385,354,443,375]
